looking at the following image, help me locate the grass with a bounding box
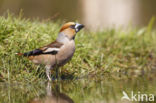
[0,14,156,83]
[0,14,156,103]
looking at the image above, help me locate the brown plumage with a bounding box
[45,41,63,48]
[17,41,63,57]
[16,53,24,56]
[60,22,75,32]
[16,22,84,81]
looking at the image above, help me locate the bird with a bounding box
[16,22,84,81]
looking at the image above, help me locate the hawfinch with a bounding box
[16,22,84,81]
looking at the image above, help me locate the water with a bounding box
[0,74,156,103]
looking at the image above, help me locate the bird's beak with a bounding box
[75,23,85,33]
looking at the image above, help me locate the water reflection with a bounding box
[0,74,156,103]
[28,82,74,103]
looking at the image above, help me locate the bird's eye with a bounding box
[70,25,75,29]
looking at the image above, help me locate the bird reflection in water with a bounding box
[29,81,74,103]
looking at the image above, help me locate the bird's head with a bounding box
[59,22,84,40]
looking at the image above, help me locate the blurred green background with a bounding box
[0,0,156,30]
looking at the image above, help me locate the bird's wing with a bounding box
[23,41,63,57]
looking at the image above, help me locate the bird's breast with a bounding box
[56,40,75,66]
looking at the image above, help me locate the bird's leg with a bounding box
[46,65,52,81]
[56,66,59,79]
[54,55,59,80]
[46,81,52,96]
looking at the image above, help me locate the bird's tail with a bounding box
[15,53,24,56]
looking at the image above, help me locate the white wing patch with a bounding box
[43,48,60,53]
